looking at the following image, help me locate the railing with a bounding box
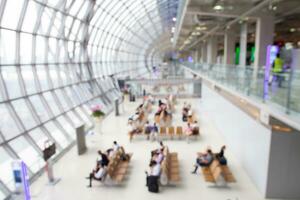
[182,62,300,115]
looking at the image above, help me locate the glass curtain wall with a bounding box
[0,0,178,199]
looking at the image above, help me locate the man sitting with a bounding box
[191,149,214,174]
[86,163,107,187]
[97,150,109,166]
[216,145,227,165]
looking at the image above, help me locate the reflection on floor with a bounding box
[30,86,283,200]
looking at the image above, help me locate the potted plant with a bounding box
[91,105,105,118]
[91,105,105,134]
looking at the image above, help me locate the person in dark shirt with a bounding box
[216,145,227,165]
[97,150,109,166]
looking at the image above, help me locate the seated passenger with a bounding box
[113,141,120,152]
[216,145,227,165]
[184,123,193,136]
[127,120,137,142]
[86,163,107,187]
[97,150,109,166]
[191,149,214,174]
[150,123,159,141]
[191,121,199,135]
[144,121,152,134]
[152,150,164,164]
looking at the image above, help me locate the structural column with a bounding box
[224,29,236,65]
[239,23,248,66]
[254,14,275,71]
[207,36,218,64]
[200,42,207,63]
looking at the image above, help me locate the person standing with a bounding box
[272,53,284,87]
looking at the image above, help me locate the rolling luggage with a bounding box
[147,176,159,193]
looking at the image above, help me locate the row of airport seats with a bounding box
[200,158,236,184]
[132,126,200,141]
[106,148,133,184]
[160,147,180,185]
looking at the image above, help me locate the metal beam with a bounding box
[187,10,257,19]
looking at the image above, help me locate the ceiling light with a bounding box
[290,28,296,32]
[196,26,207,31]
[172,17,177,22]
[213,5,224,11]
[170,37,174,43]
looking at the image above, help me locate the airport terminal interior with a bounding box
[0,0,300,200]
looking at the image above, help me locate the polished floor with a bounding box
[30,86,281,200]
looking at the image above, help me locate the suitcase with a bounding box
[147,176,159,193]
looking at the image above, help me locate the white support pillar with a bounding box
[207,36,218,64]
[224,29,236,65]
[201,42,207,63]
[239,23,248,66]
[254,14,275,71]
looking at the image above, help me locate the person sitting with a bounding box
[191,121,199,135]
[87,163,107,187]
[150,123,159,141]
[152,150,164,164]
[185,123,193,136]
[191,149,214,174]
[144,121,152,134]
[127,120,137,142]
[97,150,109,166]
[113,141,120,152]
[182,102,189,121]
[216,145,227,165]
[151,141,166,156]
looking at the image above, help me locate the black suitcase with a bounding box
[147,176,159,193]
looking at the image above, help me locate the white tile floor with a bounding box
[30,87,282,200]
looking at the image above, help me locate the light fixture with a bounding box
[170,37,174,43]
[172,17,177,22]
[213,5,224,11]
[196,26,207,31]
[290,28,296,32]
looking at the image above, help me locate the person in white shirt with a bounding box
[87,163,107,187]
[150,162,161,176]
[145,160,161,179]
[113,141,120,152]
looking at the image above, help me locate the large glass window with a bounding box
[44,122,70,148]
[29,95,51,122]
[9,136,44,173]
[21,66,37,95]
[0,147,15,190]
[0,104,22,140]
[28,127,53,151]
[22,1,39,33]
[1,66,22,99]
[57,116,75,139]
[36,65,50,91]
[0,29,16,64]
[1,0,25,30]
[20,33,33,64]
[11,99,37,131]
[43,92,61,116]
